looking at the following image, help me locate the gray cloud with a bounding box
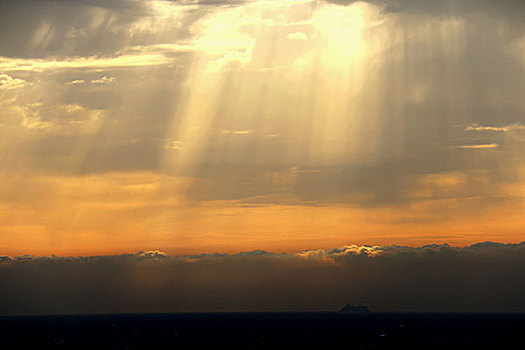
[1,0,524,210]
[0,0,148,59]
[171,0,525,207]
[326,0,525,20]
[1,242,525,315]
[0,0,227,60]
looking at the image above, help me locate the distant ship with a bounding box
[340,304,370,313]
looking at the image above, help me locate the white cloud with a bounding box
[287,31,308,41]
[466,125,508,132]
[137,250,167,258]
[465,124,525,132]
[0,54,173,72]
[221,129,252,135]
[68,79,86,85]
[0,74,27,90]
[164,140,184,150]
[206,49,253,72]
[457,144,499,149]
[14,103,53,130]
[91,76,116,84]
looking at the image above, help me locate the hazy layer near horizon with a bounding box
[1,242,524,315]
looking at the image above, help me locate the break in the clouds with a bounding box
[0,0,525,254]
[1,242,525,315]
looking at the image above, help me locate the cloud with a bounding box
[91,76,116,84]
[0,256,12,263]
[0,74,27,90]
[466,125,508,132]
[457,144,499,149]
[324,0,525,20]
[136,250,168,258]
[287,31,308,41]
[1,0,524,208]
[0,0,524,257]
[221,129,252,135]
[164,140,184,150]
[0,54,174,72]
[1,242,525,315]
[68,79,86,85]
[465,124,525,132]
[0,0,195,59]
[205,49,253,72]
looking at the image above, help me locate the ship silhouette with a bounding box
[340,304,370,313]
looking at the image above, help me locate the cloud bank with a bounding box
[1,242,525,315]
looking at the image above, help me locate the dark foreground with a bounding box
[1,312,524,349]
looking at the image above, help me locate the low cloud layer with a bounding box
[1,242,524,315]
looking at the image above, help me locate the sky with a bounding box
[1,0,525,257]
[1,0,525,315]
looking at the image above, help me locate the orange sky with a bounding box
[1,170,523,256]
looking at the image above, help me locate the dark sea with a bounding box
[1,312,524,349]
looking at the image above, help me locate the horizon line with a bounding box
[3,240,524,259]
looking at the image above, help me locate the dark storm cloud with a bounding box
[1,242,525,315]
[326,0,525,20]
[0,0,149,58]
[166,0,248,5]
[0,0,237,59]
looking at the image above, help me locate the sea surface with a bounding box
[1,312,524,349]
